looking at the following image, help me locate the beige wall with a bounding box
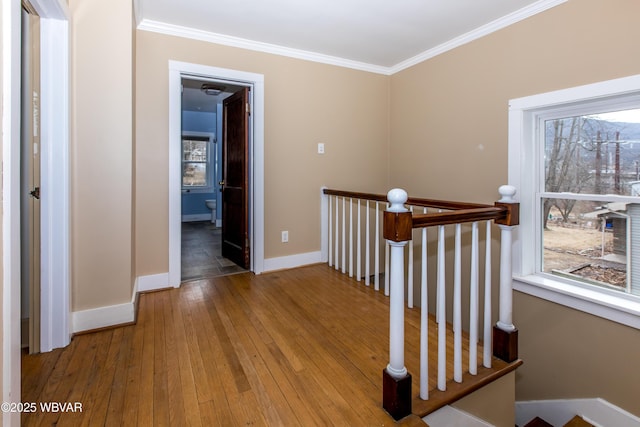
[134,32,390,275]
[70,0,133,310]
[453,371,516,427]
[390,0,640,415]
[515,292,640,413]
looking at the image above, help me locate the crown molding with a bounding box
[137,0,567,76]
[389,0,568,74]
[137,19,392,75]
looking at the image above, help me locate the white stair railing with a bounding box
[325,190,388,288]
[321,186,519,420]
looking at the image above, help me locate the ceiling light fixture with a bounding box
[200,83,225,96]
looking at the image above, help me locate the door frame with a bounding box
[168,61,265,286]
[3,0,69,423]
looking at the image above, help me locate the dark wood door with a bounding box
[221,88,250,269]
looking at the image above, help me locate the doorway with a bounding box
[20,5,41,354]
[180,77,248,280]
[168,61,266,287]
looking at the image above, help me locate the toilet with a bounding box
[205,199,217,223]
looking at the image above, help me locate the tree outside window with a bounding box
[541,109,640,295]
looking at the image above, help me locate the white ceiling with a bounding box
[136,0,566,73]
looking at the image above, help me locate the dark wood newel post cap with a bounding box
[383,211,413,242]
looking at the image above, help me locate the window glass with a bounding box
[544,110,640,196]
[182,136,210,188]
[541,109,640,295]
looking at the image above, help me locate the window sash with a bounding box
[181,134,213,190]
[508,74,640,329]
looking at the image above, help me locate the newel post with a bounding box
[493,185,520,362]
[382,189,413,420]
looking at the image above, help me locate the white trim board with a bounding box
[181,214,211,222]
[137,272,170,293]
[3,1,24,425]
[71,303,135,334]
[263,251,323,273]
[138,0,567,76]
[516,399,640,427]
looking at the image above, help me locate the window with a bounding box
[182,132,214,191]
[509,74,640,329]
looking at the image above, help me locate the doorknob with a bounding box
[218,180,225,192]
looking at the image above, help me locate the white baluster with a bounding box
[469,221,479,376]
[335,195,339,271]
[365,200,370,286]
[342,197,346,274]
[375,202,380,291]
[385,240,390,296]
[408,206,414,308]
[419,207,428,400]
[386,189,409,380]
[483,221,492,368]
[497,186,517,333]
[328,195,333,267]
[437,224,446,391]
[453,224,462,383]
[357,199,361,282]
[349,198,353,278]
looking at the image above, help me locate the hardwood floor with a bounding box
[21,264,507,426]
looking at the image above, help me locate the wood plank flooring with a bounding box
[22,264,506,426]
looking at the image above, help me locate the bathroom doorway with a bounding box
[180,77,249,281]
[169,61,265,286]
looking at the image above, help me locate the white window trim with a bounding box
[181,131,215,193]
[508,74,640,330]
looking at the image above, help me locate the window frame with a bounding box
[508,74,640,329]
[181,131,215,193]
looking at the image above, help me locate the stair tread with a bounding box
[524,417,553,427]
[564,415,594,427]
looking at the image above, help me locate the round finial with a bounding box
[387,188,408,212]
[498,185,516,203]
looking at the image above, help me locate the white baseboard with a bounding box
[137,272,171,292]
[516,398,640,427]
[71,251,326,334]
[263,251,322,272]
[72,302,135,333]
[181,214,212,222]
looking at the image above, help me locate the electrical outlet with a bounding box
[317,143,325,154]
[281,230,289,243]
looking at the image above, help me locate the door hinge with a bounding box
[246,102,250,114]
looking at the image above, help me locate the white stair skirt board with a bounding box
[263,251,323,272]
[515,399,640,427]
[423,405,494,427]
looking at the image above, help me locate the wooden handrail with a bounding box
[323,188,516,228]
[323,188,492,210]
[412,207,506,228]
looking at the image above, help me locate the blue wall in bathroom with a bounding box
[182,111,216,133]
[182,110,217,218]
